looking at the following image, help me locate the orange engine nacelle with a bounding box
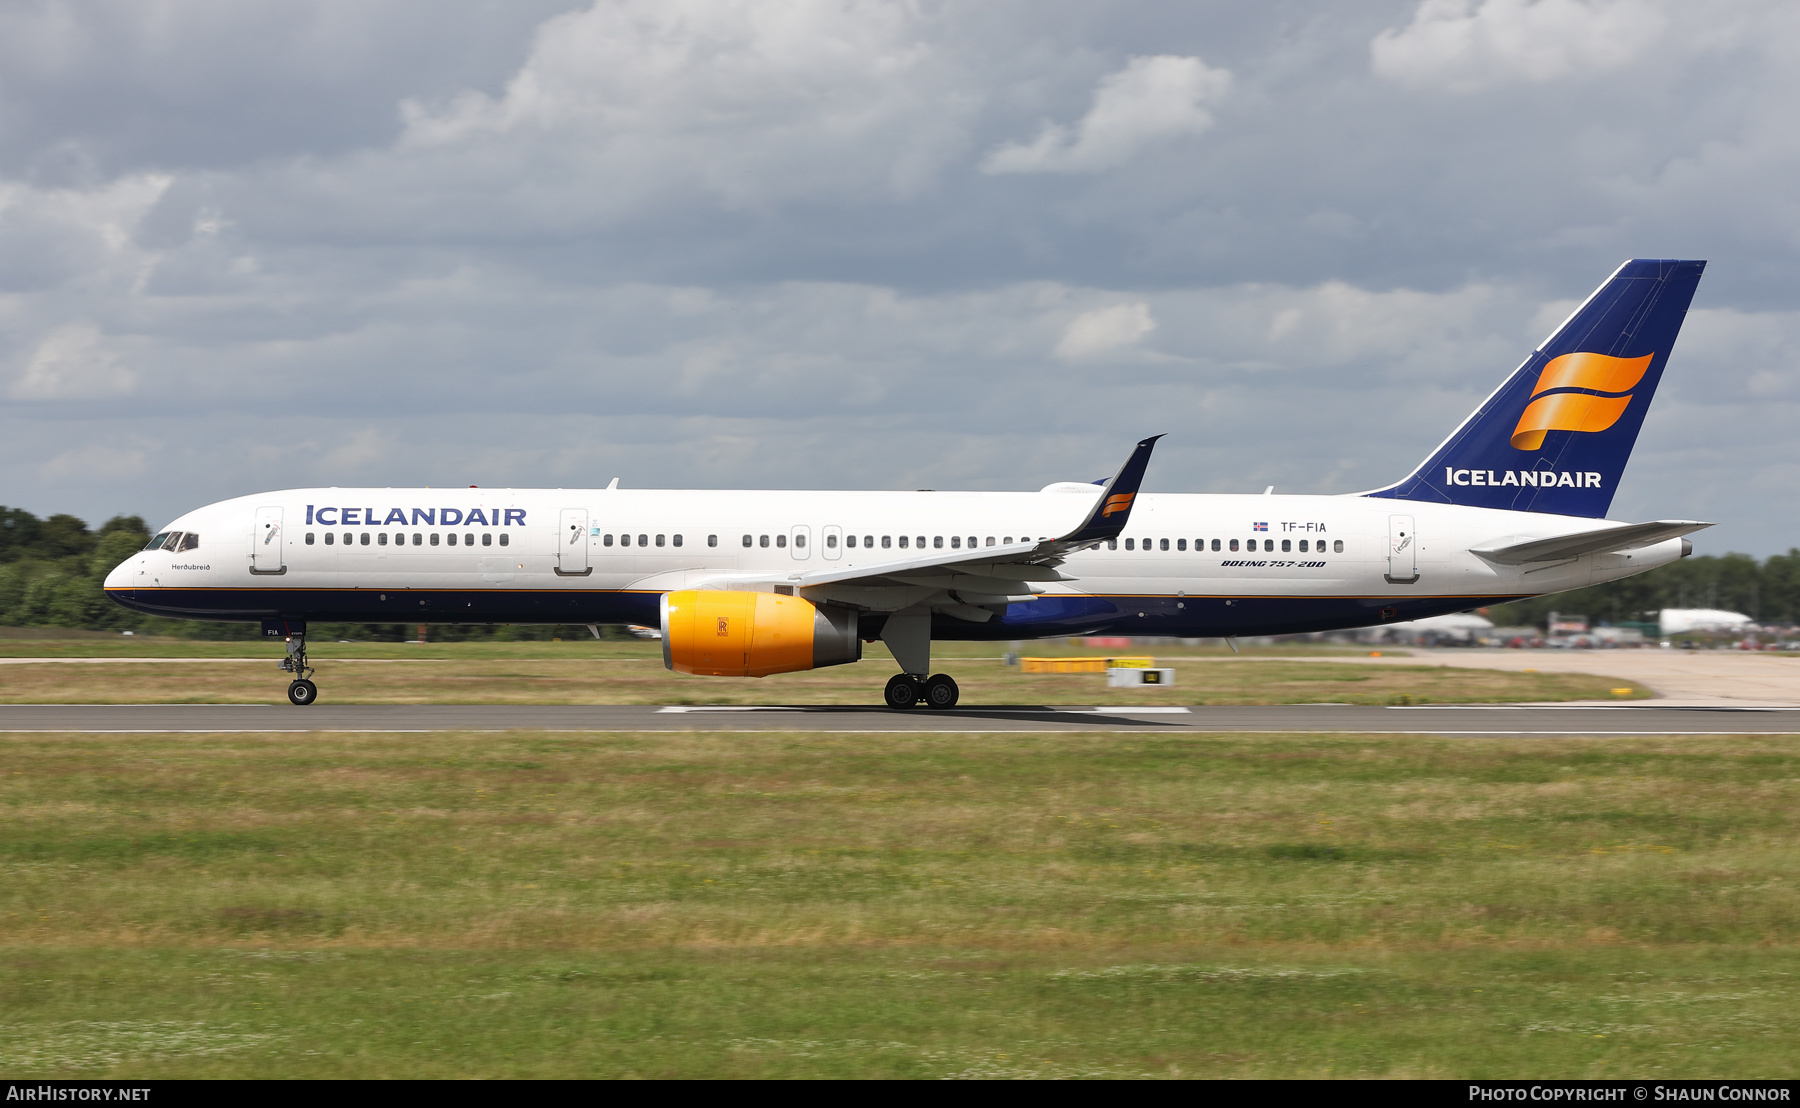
[661,590,861,677]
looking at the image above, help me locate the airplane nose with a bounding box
[104,560,133,590]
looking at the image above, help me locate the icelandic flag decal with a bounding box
[1253,521,1268,531]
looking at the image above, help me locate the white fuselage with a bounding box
[105,485,1683,640]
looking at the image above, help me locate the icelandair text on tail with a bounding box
[1447,468,1603,488]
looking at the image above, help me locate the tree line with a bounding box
[5,505,1798,637]
[1486,548,1800,629]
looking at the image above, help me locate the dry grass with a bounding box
[0,640,1639,705]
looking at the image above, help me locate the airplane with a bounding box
[106,258,1710,709]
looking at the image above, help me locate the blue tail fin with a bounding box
[1367,259,1704,518]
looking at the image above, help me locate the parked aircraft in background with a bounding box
[108,260,1709,709]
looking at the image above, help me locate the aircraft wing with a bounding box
[789,435,1161,592]
[1470,520,1711,566]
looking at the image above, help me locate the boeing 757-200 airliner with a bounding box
[107,259,1710,709]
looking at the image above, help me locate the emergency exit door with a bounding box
[556,508,591,576]
[1385,514,1418,584]
[250,506,285,575]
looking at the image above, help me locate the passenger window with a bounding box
[604,534,614,547]
[1004,536,1013,544]
[776,534,787,549]
[917,536,925,548]
[655,534,665,547]
[430,534,440,546]
[482,533,492,547]
[795,534,805,548]
[760,535,769,548]
[1297,539,1307,552]
[305,533,315,545]
[1107,539,1117,550]
[708,535,717,547]
[844,535,854,548]
[179,533,200,551]
[447,534,457,547]
[863,535,873,548]
[742,534,752,547]
[324,533,334,546]
[935,536,944,549]
[986,537,995,547]
[898,536,908,549]
[414,533,423,546]
[1212,539,1221,552]
[378,532,388,546]
[1333,539,1343,553]
[1125,538,1134,550]
[1160,538,1169,551]
[1265,539,1275,552]
[1177,539,1186,551]
[499,534,509,547]
[1229,539,1238,552]
[827,534,838,548]
[673,535,682,547]
[968,536,976,548]
[360,533,370,546]
[883,536,892,548]
[638,534,648,547]
[1281,539,1291,552]
[950,536,960,549]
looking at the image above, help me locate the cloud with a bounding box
[1372,0,1667,93]
[398,0,973,209]
[983,54,1230,174]
[11,322,134,399]
[1055,302,1156,359]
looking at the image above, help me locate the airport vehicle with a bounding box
[106,259,1710,708]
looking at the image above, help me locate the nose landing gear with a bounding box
[279,632,317,706]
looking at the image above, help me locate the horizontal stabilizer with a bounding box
[1470,520,1710,565]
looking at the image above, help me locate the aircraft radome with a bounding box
[107,259,1710,709]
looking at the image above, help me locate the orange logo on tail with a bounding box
[1101,492,1135,517]
[1510,352,1653,451]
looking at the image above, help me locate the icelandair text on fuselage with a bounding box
[305,506,526,527]
[1446,468,1603,488]
[1470,1088,1790,1102]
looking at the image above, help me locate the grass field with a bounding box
[3,727,1797,1078]
[0,639,1642,705]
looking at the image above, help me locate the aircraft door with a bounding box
[821,525,843,560]
[790,525,811,561]
[556,508,592,576]
[1386,514,1419,584]
[251,506,285,575]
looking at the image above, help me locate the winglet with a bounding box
[1057,435,1163,547]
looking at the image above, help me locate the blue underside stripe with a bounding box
[109,588,1526,640]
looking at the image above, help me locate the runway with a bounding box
[3,702,1799,734]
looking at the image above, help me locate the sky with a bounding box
[2,0,1798,555]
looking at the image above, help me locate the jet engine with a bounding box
[661,590,860,677]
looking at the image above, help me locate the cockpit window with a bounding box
[145,532,170,550]
[160,532,184,551]
[178,533,199,552]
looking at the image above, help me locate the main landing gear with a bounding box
[279,633,317,706]
[884,672,959,711]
